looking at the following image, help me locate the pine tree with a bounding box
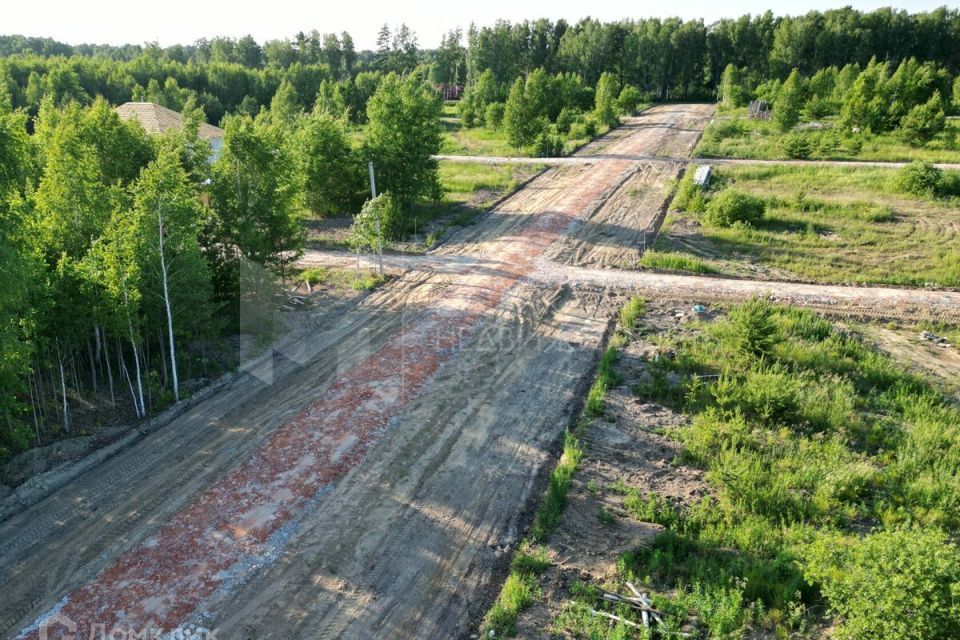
[774,68,804,131]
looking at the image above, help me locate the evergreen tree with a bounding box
[899,91,947,146]
[773,68,804,131]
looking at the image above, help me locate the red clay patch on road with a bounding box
[23,161,633,640]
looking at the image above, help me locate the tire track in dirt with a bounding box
[7,105,710,640]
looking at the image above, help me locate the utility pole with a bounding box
[368,161,384,276]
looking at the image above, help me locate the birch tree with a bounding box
[132,149,212,403]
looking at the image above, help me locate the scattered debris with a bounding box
[920,331,952,348]
[748,100,771,120]
[692,303,708,315]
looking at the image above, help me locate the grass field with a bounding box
[440,102,521,157]
[696,117,960,163]
[623,300,960,639]
[439,101,627,158]
[485,297,960,639]
[654,164,960,288]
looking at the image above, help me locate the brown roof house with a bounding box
[115,102,224,162]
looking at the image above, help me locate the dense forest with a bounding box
[1,5,960,461]
[2,6,959,123]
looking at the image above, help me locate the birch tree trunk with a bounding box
[100,326,116,405]
[121,288,146,418]
[118,337,139,418]
[158,213,180,402]
[57,344,70,433]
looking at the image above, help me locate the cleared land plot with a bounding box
[498,298,960,639]
[696,117,960,163]
[653,164,960,288]
[305,161,541,251]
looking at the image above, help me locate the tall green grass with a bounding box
[623,298,960,638]
[657,163,960,287]
[639,250,715,274]
[695,117,960,163]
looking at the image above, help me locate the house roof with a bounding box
[115,102,224,140]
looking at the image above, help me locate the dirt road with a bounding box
[301,251,960,323]
[3,105,712,640]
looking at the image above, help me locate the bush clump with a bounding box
[895,160,943,196]
[804,528,960,640]
[671,169,709,213]
[485,102,505,129]
[703,189,765,227]
[783,132,813,159]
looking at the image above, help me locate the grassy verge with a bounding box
[656,163,960,287]
[696,117,960,163]
[482,545,551,636]
[639,249,716,274]
[478,297,647,637]
[297,267,386,292]
[623,299,960,639]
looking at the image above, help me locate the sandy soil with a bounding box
[3,105,713,640]
[511,302,712,639]
[298,251,960,324]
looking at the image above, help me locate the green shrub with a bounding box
[782,133,813,159]
[895,161,943,196]
[729,296,777,359]
[616,85,643,115]
[619,296,647,329]
[555,107,576,134]
[898,91,947,147]
[299,267,330,286]
[534,131,562,157]
[350,272,386,291]
[703,189,765,227]
[582,115,598,137]
[485,102,505,129]
[804,528,960,640]
[844,135,863,155]
[710,118,746,139]
[671,169,709,213]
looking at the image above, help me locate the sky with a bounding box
[2,0,951,50]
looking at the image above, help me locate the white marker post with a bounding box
[368,161,384,276]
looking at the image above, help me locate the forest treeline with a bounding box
[0,73,441,461]
[2,6,960,126]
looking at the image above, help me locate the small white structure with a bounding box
[116,102,224,162]
[693,165,712,187]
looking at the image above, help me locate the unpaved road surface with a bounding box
[3,105,711,640]
[301,252,960,323]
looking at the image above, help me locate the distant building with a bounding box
[115,102,225,161]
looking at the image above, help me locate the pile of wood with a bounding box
[589,582,673,631]
[748,100,771,120]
